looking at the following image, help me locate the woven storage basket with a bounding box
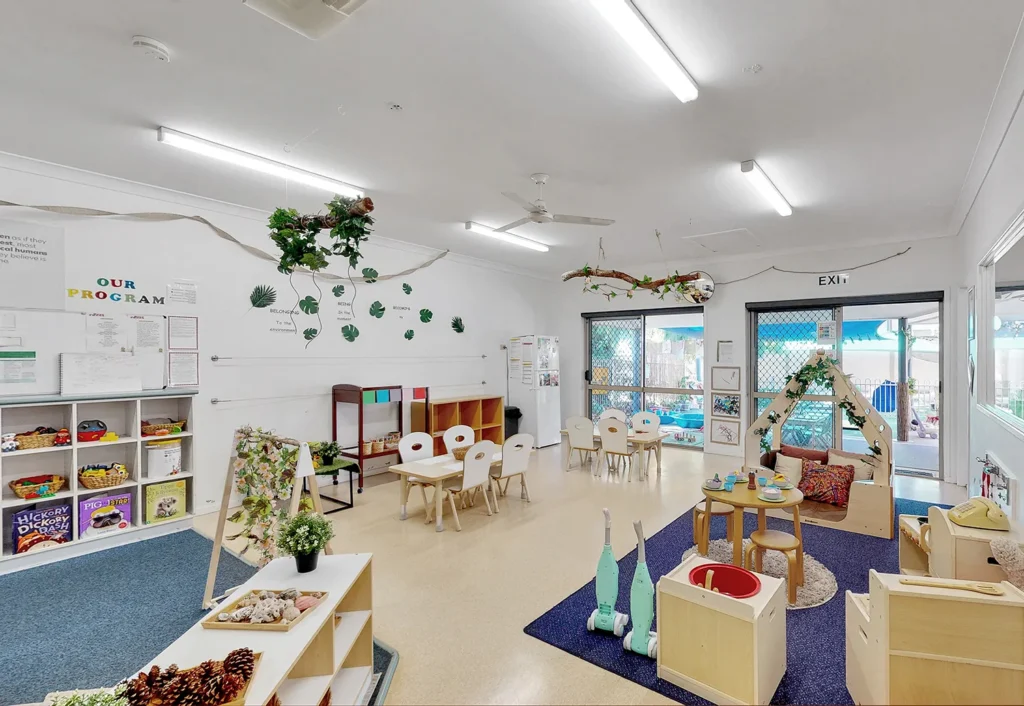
[9,474,65,499]
[14,432,57,450]
[141,419,187,435]
[451,445,471,461]
[361,441,373,455]
[78,465,129,490]
[371,440,385,453]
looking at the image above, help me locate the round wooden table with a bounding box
[700,482,804,566]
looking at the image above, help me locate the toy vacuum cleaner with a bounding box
[588,508,629,636]
[623,520,658,658]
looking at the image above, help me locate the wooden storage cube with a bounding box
[433,436,446,457]
[0,403,73,439]
[458,400,482,429]
[432,402,458,432]
[77,442,137,487]
[481,425,503,445]
[481,397,503,427]
[2,451,73,507]
[76,400,136,442]
[657,555,787,705]
[925,506,1020,583]
[897,515,930,577]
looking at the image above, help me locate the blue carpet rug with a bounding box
[524,498,946,705]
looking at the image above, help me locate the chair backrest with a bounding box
[598,417,629,455]
[462,440,496,489]
[631,411,660,434]
[399,432,434,463]
[497,433,533,479]
[443,425,475,453]
[598,408,627,423]
[566,416,596,450]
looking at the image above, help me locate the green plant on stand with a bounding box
[319,441,341,466]
[278,512,335,574]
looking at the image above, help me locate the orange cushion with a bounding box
[780,444,829,464]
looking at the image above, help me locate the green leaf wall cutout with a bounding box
[451,316,465,333]
[303,328,319,340]
[249,285,277,308]
[332,284,345,297]
[362,267,378,283]
[342,325,360,342]
[404,329,415,340]
[402,283,412,295]
[299,296,319,314]
[419,309,433,323]
[369,301,385,318]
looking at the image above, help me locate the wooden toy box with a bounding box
[657,555,787,705]
[846,570,1024,705]
[898,506,1020,582]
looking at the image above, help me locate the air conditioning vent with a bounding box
[243,0,369,40]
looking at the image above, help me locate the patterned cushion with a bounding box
[797,458,855,507]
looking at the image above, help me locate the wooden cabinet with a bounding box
[899,506,1021,583]
[411,394,505,456]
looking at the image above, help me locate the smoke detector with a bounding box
[243,0,369,40]
[132,36,170,62]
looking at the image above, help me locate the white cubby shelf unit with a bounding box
[0,389,198,574]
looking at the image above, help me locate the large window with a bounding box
[586,309,704,448]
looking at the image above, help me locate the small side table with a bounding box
[309,460,359,514]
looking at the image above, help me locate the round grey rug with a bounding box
[682,539,838,610]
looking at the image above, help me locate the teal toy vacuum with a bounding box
[588,508,629,636]
[623,520,658,658]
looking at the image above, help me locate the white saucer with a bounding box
[757,493,786,503]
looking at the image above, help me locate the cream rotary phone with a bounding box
[948,497,1011,532]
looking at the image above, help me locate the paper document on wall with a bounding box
[0,351,36,383]
[168,351,199,387]
[168,316,198,350]
[86,314,128,352]
[60,353,141,395]
[522,361,533,385]
[168,279,198,305]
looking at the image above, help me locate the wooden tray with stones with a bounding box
[202,588,326,632]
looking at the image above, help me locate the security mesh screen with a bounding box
[755,309,837,393]
[589,318,642,389]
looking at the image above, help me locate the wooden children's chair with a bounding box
[565,416,598,471]
[693,502,735,554]
[745,529,804,604]
[597,417,638,480]
[490,433,533,507]
[630,410,660,472]
[439,440,496,531]
[443,425,475,454]
[598,408,627,423]
[399,432,437,524]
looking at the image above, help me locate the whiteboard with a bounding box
[60,353,142,395]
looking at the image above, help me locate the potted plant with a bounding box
[319,441,341,466]
[278,512,335,573]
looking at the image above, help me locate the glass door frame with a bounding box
[746,291,944,479]
[582,306,705,447]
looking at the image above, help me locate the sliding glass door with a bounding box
[586,309,704,448]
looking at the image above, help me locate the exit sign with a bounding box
[818,273,849,286]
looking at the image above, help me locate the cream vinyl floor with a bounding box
[193,445,965,705]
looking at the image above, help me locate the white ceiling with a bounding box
[1,0,1021,274]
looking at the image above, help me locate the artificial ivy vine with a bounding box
[563,265,704,302]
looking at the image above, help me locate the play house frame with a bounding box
[744,351,894,539]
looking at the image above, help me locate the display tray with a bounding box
[202,589,326,632]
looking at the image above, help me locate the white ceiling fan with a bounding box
[494,173,615,233]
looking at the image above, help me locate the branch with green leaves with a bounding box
[562,265,701,301]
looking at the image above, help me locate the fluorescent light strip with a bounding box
[157,127,362,198]
[465,222,549,252]
[740,160,792,216]
[589,0,698,104]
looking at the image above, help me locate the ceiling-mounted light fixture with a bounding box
[588,0,698,104]
[740,160,792,216]
[157,127,362,198]
[464,222,549,252]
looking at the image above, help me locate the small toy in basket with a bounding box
[78,463,129,490]
[141,417,187,436]
[14,426,59,450]
[9,474,65,500]
[203,588,326,631]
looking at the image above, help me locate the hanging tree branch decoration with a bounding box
[267,196,375,347]
[562,265,701,301]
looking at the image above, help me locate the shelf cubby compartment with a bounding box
[140,395,193,437]
[432,402,459,432]
[481,396,503,428]
[75,400,137,444]
[140,434,191,482]
[0,403,73,440]
[458,399,482,429]
[1,450,75,508]
[481,425,503,445]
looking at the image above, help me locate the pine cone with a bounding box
[154,664,180,691]
[122,674,152,706]
[223,647,255,683]
[219,672,245,701]
[160,675,189,706]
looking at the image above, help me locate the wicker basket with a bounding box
[451,445,471,461]
[141,419,187,436]
[9,474,65,499]
[14,432,57,450]
[361,441,373,455]
[78,465,129,490]
[371,440,385,454]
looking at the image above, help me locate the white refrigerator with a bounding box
[508,335,561,447]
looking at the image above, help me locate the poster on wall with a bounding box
[0,219,65,311]
[816,320,837,345]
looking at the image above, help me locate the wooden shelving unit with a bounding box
[0,389,197,574]
[411,394,505,456]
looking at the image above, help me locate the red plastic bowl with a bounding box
[688,562,761,599]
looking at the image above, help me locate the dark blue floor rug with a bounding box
[524,498,948,705]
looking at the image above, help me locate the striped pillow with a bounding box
[797,458,855,507]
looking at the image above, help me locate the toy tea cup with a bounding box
[762,486,783,500]
[757,476,768,487]
[706,475,723,490]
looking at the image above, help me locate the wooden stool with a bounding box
[745,529,804,605]
[693,502,735,555]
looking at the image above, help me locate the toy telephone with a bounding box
[949,497,1011,531]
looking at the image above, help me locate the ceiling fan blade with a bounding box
[502,192,538,212]
[552,214,615,226]
[494,217,532,233]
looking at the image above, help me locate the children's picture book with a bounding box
[145,479,186,524]
[78,492,132,539]
[11,504,72,554]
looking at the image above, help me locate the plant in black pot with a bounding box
[278,512,335,574]
[319,441,341,466]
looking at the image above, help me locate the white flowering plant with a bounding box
[278,512,335,556]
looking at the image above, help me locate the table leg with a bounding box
[656,439,663,473]
[793,503,804,585]
[732,507,744,566]
[399,474,410,521]
[755,509,767,572]
[434,480,445,532]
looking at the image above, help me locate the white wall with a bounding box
[552,237,962,471]
[0,152,557,513]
